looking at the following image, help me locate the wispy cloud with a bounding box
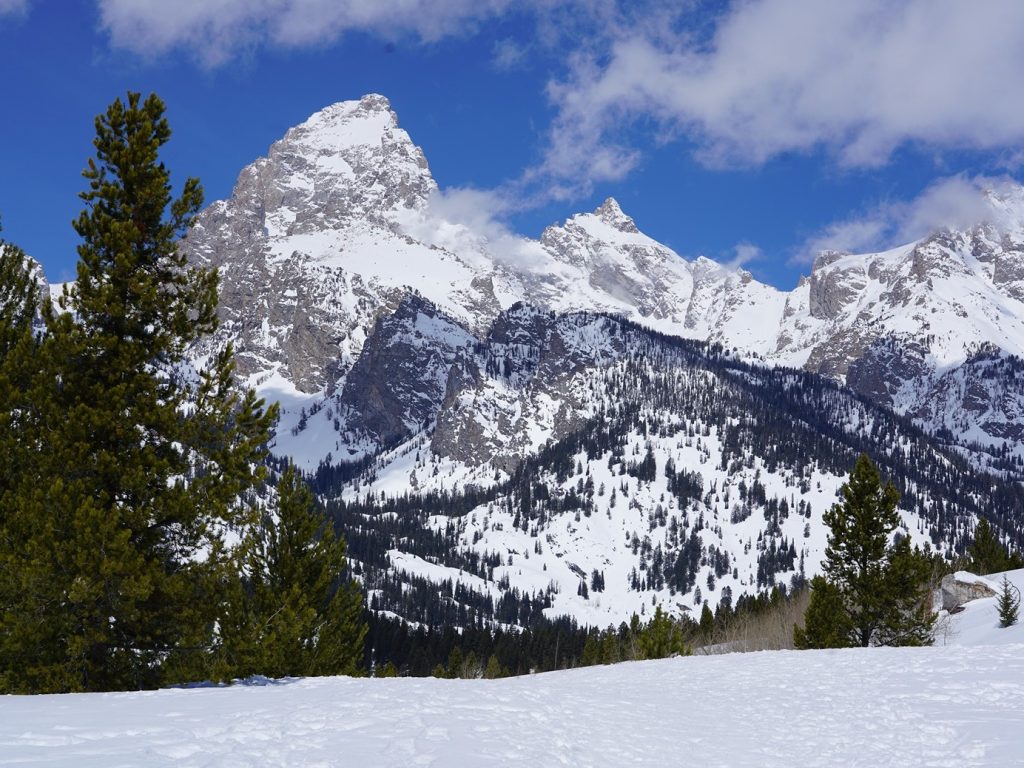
[89,0,1024,229]
[792,175,1021,264]
[725,242,762,271]
[492,38,528,71]
[393,185,548,271]
[0,0,28,16]
[96,0,524,67]
[536,1,1024,194]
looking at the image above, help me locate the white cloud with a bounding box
[96,0,521,66]
[492,38,528,71]
[0,0,28,16]
[539,0,1024,190]
[725,242,762,271]
[393,186,548,271]
[793,175,1021,264]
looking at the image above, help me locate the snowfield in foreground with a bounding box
[3,572,1022,767]
[3,643,1023,767]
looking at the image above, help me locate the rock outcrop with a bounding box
[939,572,998,611]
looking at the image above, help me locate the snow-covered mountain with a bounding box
[185,94,1024,470]
[177,94,1024,627]
[319,302,1024,628]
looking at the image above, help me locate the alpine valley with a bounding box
[168,95,1024,630]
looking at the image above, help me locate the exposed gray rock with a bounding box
[939,573,997,611]
[846,338,929,409]
[808,258,865,321]
[337,294,475,451]
[431,305,627,471]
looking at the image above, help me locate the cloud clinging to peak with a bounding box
[792,175,1021,264]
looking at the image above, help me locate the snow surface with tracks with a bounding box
[3,571,1023,767]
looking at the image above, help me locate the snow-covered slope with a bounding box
[4,644,1023,767]
[940,568,1024,646]
[324,305,1024,629]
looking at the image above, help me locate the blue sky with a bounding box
[2,0,1024,288]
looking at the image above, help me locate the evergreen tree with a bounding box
[969,518,1022,574]
[798,454,934,649]
[875,537,935,647]
[997,576,1020,629]
[0,93,276,693]
[0,235,42,603]
[483,653,505,679]
[446,646,464,678]
[793,576,853,649]
[636,606,689,659]
[821,454,901,647]
[580,633,601,666]
[698,603,715,640]
[220,466,366,679]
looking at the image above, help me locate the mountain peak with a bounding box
[290,93,402,152]
[593,197,639,233]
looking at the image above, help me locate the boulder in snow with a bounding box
[939,572,997,611]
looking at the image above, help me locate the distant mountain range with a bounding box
[181,95,1024,476]
[23,93,1008,628]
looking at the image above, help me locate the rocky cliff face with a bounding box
[183,94,1024,468]
[335,294,475,452]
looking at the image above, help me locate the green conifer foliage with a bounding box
[0,93,276,693]
[875,537,935,647]
[793,576,853,649]
[997,576,1020,629]
[699,602,715,640]
[969,518,1023,575]
[222,466,366,679]
[0,230,39,357]
[796,454,934,649]
[821,453,901,647]
[636,606,690,659]
[483,653,505,679]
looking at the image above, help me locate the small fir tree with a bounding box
[636,606,690,659]
[997,576,1020,629]
[484,653,505,679]
[699,603,715,640]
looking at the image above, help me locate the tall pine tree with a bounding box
[796,454,934,649]
[0,93,276,693]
